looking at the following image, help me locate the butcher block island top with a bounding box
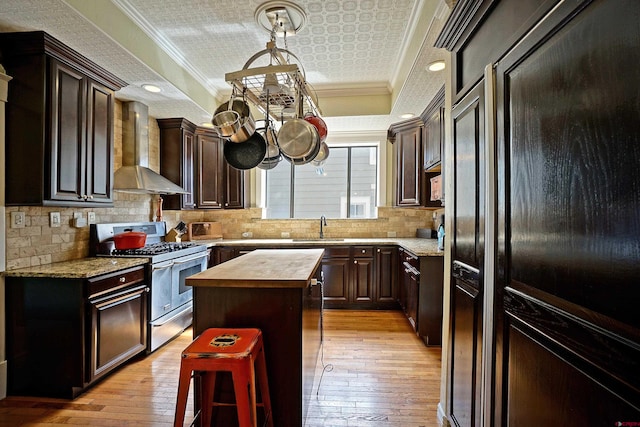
[187,248,324,288]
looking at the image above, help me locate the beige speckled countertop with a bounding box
[195,237,443,257]
[3,257,149,279]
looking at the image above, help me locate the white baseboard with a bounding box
[0,360,6,399]
[437,402,450,427]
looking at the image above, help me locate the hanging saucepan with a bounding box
[213,98,256,143]
[256,123,282,170]
[223,131,267,170]
[311,142,329,167]
[304,112,328,142]
[277,118,321,165]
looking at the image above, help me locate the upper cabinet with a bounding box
[388,118,422,207]
[157,122,247,210]
[158,118,198,210]
[388,86,445,208]
[194,128,246,209]
[0,31,126,207]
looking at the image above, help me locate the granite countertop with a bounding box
[3,257,149,279]
[193,237,443,257]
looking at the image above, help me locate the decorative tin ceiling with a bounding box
[0,0,450,132]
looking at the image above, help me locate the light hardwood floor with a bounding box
[0,310,441,427]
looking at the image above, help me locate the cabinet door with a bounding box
[49,59,86,203]
[395,127,421,206]
[423,107,443,171]
[321,257,350,306]
[494,0,640,424]
[196,131,223,208]
[449,80,485,427]
[159,118,197,210]
[85,79,114,204]
[351,256,374,303]
[375,246,398,304]
[224,162,245,209]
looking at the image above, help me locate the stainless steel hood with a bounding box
[114,101,189,194]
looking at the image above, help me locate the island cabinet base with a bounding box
[192,283,321,427]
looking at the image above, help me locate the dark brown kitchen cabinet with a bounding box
[351,246,374,303]
[421,86,445,172]
[5,265,148,398]
[398,247,444,346]
[320,246,351,306]
[195,128,246,209]
[437,0,640,425]
[388,119,422,206]
[158,118,197,210]
[374,246,398,306]
[0,31,126,207]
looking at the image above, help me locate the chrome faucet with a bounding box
[319,215,327,239]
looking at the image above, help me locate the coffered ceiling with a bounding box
[0,0,451,133]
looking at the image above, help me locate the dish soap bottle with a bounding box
[437,215,445,251]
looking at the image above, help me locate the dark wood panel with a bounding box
[495,0,640,423]
[395,127,422,206]
[506,325,639,425]
[452,82,484,269]
[196,130,223,208]
[499,0,640,328]
[49,59,85,202]
[86,80,113,203]
[449,279,483,427]
[321,257,350,305]
[375,246,398,304]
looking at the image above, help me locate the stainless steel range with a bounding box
[90,222,208,352]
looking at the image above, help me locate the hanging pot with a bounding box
[256,124,282,170]
[213,99,256,143]
[223,131,267,170]
[277,118,321,165]
[113,230,147,250]
[304,113,328,142]
[311,142,329,166]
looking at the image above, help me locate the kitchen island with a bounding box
[186,248,324,427]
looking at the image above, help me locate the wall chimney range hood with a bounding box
[114,101,189,194]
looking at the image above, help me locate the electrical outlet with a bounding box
[73,212,82,219]
[387,231,397,238]
[50,212,61,228]
[87,212,96,224]
[11,211,25,228]
[242,231,253,238]
[281,231,290,238]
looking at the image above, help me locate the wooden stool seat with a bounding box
[174,328,273,427]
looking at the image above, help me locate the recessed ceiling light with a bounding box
[427,61,446,72]
[400,113,414,119]
[201,122,214,128]
[142,84,162,93]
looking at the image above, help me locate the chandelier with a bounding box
[211,1,328,170]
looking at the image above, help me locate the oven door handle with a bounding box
[172,253,208,264]
[152,263,174,271]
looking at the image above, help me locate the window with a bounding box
[265,145,378,219]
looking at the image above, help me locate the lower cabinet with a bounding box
[399,247,444,345]
[5,265,148,398]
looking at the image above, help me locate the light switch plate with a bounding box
[11,211,25,228]
[50,212,61,227]
[87,212,96,224]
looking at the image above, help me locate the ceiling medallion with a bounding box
[254,1,307,36]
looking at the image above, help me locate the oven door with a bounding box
[171,251,208,309]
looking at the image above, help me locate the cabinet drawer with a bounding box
[323,246,351,258]
[352,246,374,257]
[87,266,146,298]
[400,249,420,270]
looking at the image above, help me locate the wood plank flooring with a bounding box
[0,310,441,427]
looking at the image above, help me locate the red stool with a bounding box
[174,328,273,427]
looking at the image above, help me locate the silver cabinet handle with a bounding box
[119,277,126,283]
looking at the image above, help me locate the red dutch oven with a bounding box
[113,231,147,250]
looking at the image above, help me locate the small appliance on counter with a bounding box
[185,221,223,241]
